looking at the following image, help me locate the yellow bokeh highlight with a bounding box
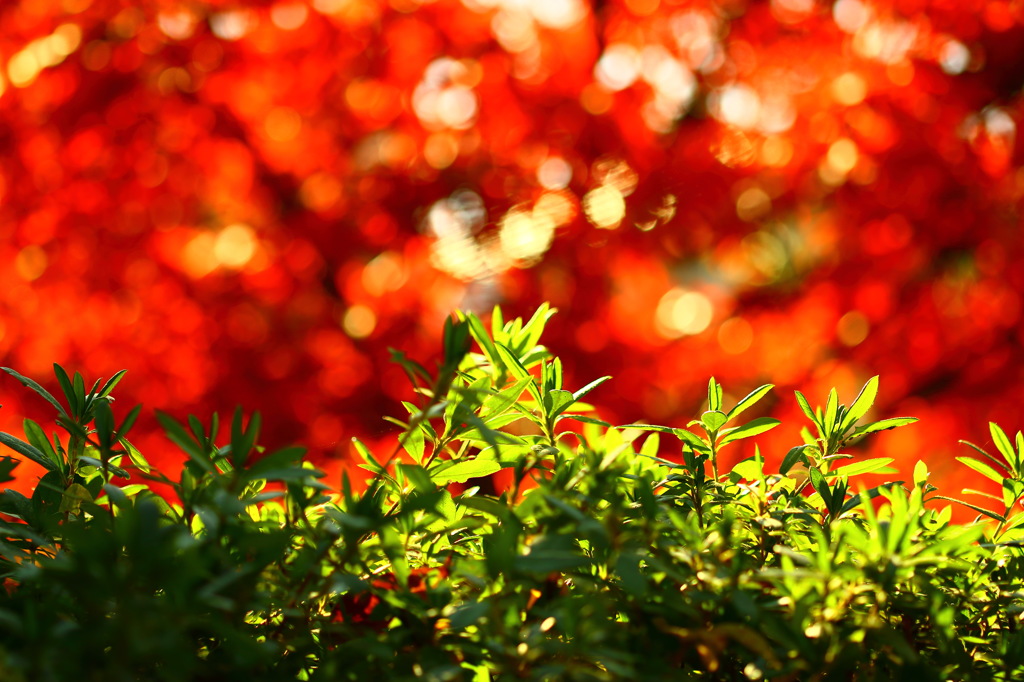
[182,233,218,278]
[656,288,714,338]
[821,138,860,185]
[837,310,870,346]
[424,132,459,169]
[760,137,794,167]
[15,246,48,281]
[735,186,771,222]
[583,185,625,229]
[831,72,867,106]
[362,251,407,296]
[214,224,258,269]
[343,305,377,339]
[7,23,82,88]
[499,206,556,263]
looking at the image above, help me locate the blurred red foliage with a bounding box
[1,0,1022,498]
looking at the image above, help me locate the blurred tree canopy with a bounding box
[0,0,1021,488]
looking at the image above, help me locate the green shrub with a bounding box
[1,304,1023,681]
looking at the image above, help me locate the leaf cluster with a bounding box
[1,306,1023,681]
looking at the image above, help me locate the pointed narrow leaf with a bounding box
[960,488,1003,502]
[707,378,721,411]
[519,303,554,357]
[933,495,1005,523]
[675,428,712,454]
[53,365,78,416]
[97,369,128,399]
[780,446,807,475]
[840,482,903,515]
[959,439,1006,471]
[23,419,61,472]
[3,368,69,420]
[464,312,500,367]
[808,466,832,510]
[830,457,895,478]
[990,422,1016,468]
[557,414,610,427]
[0,432,57,471]
[572,375,611,404]
[495,343,542,405]
[840,376,878,432]
[851,417,918,439]
[717,417,781,446]
[727,384,774,422]
[823,388,838,436]
[622,424,677,434]
[794,391,820,431]
[956,456,1006,484]
[156,411,208,464]
[72,373,85,409]
[118,404,143,438]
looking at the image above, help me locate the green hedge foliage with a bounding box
[1,305,1023,681]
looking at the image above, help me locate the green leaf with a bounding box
[717,417,780,446]
[0,431,57,471]
[230,407,261,467]
[77,456,131,479]
[118,404,143,439]
[560,414,610,427]
[96,369,128,399]
[934,495,1005,523]
[700,410,728,433]
[794,391,820,432]
[481,377,532,421]
[544,390,576,419]
[431,459,502,484]
[465,311,501,368]
[72,372,85,413]
[956,456,1006,484]
[22,419,62,473]
[156,411,209,467]
[402,423,425,464]
[239,446,310,483]
[398,463,435,492]
[830,457,895,479]
[518,303,554,359]
[822,388,838,436]
[840,482,903,515]
[572,375,611,404]
[808,466,832,510]
[622,423,677,434]
[731,457,763,482]
[839,376,878,433]
[638,432,661,460]
[495,343,541,405]
[913,460,929,488]
[53,365,78,417]
[675,428,712,454]
[3,367,69,420]
[726,384,774,422]
[707,378,722,412]
[990,422,1017,470]
[850,417,918,439]
[780,446,808,475]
